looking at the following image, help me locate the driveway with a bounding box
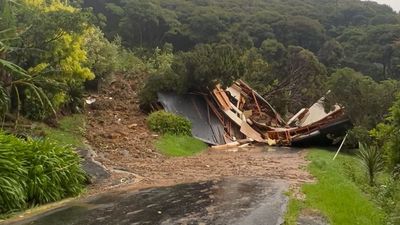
[8,178,289,225]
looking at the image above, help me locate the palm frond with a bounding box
[0,58,29,78]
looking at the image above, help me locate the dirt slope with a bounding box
[85,75,313,194]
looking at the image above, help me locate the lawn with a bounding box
[39,114,86,148]
[155,135,207,157]
[286,149,386,225]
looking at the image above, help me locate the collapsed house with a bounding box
[155,80,352,147]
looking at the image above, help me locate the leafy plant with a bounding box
[375,176,400,225]
[357,143,385,186]
[0,133,27,214]
[0,132,86,214]
[23,138,86,204]
[0,8,56,122]
[147,111,192,136]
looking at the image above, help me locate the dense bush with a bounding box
[139,42,244,105]
[0,132,86,214]
[147,111,192,136]
[371,94,400,170]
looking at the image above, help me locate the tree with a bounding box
[83,27,119,89]
[371,94,400,170]
[260,39,286,66]
[273,16,326,52]
[139,42,245,105]
[117,0,180,48]
[242,47,274,96]
[266,46,328,113]
[0,0,103,120]
[318,39,344,69]
[327,68,399,129]
[0,0,55,121]
[176,42,245,90]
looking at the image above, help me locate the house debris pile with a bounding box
[154,80,352,147]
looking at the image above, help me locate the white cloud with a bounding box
[362,0,400,12]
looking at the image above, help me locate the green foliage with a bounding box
[371,94,400,170]
[0,132,86,214]
[83,0,400,82]
[345,126,373,147]
[144,44,174,75]
[155,134,207,157]
[374,176,400,225]
[327,68,399,129]
[258,46,328,114]
[111,0,180,48]
[318,39,344,70]
[283,195,303,225]
[177,42,245,90]
[0,0,97,121]
[242,47,275,95]
[139,42,244,105]
[303,149,385,225]
[23,139,86,204]
[147,111,192,136]
[84,27,118,86]
[260,39,286,66]
[139,69,180,106]
[115,47,147,74]
[357,143,385,186]
[0,133,27,213]
[273,15,326,52]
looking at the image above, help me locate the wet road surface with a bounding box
[8,178,288,225]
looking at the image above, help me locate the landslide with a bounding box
[84,74,312,194]
[85,74,161,163]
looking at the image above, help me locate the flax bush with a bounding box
[0,134,27,214]
[0,132,86,214]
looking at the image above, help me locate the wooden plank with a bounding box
[252,91,262,115]
[240,122,264,142]
[212,85,232,111]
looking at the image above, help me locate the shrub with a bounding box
[0,132,86,214]
[375,177,400,225]
[147,111,192,136]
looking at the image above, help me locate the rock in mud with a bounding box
[77,146,110,184]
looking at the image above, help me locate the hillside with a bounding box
[84,0,400,80]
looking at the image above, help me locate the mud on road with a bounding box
[84,75,313,194]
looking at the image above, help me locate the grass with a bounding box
[155,134,207,157]
[39,114,86,148]
[284,194,303,225]
[285,149,386,225]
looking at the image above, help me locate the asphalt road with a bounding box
[8,178,289,225]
